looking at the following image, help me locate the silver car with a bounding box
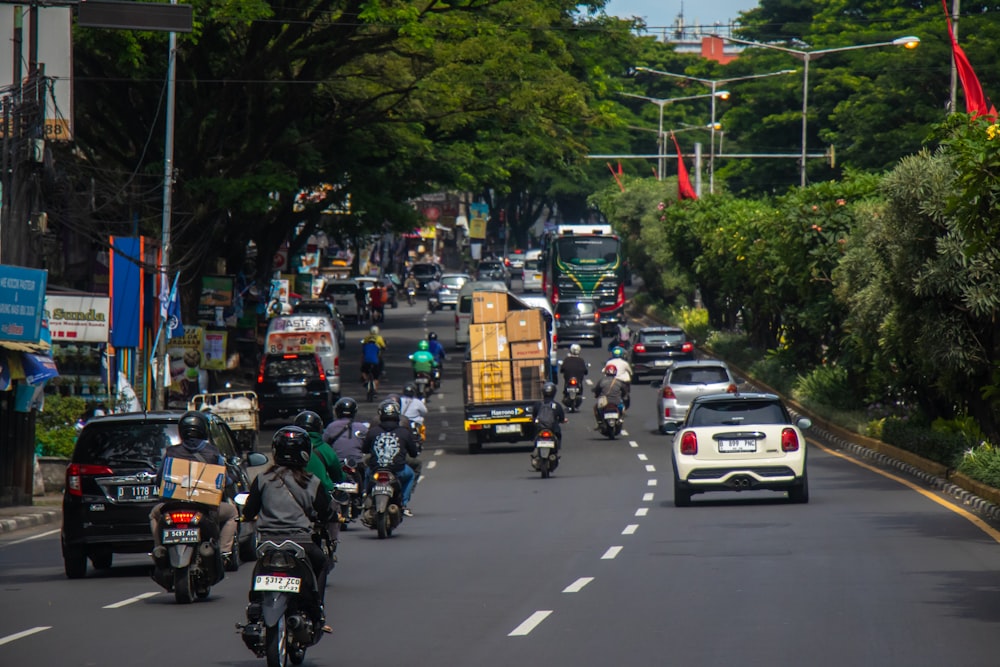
[436,273,471,310]
[654,360,740,434]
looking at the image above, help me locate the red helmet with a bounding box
[604,365,617,376]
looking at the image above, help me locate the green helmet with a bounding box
[611,346,626,358]
[418,340,429,351]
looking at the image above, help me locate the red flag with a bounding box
[607,162,625,192]
[942,0,997,119]
[671,133,698,201]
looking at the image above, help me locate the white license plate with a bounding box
[654,359,673,367]
[334,482,358,493]
[495,424,520,434]
[253,575,302,593]
[536,440,556,448]
[604,412,619,419]
[162,528,199,544]
[279,385,306,396]
[718,439,757,453]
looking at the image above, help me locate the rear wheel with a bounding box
[174,567,195,604]
[540,458,550,479]
[593,337,602,348]
[673,485,692,508]
[377,512,388,539]
[788,473,810,504]
[226,542,241,572]
[63,544,88,579]
[90,550,112,570]
[265,615,288,667]
[239,527,259,562]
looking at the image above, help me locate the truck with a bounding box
[188,390,260,452]
[462,291,552,454]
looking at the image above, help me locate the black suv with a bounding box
[256,352,333,424]
[477,260,512,288]
[62,411,267,579]
[410,263,442,291]
[628,326,695,380]
[554,300,602,348]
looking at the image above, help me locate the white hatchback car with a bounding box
[669,392,810,506]
[521,258,544,292]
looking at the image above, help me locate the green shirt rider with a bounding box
[409,339,437,376]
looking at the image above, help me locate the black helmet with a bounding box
[428,331,438,341]
[178,410,209,441]
[542,382,557,400]
[272,426,313,468]
[293,410,324,435]
[403,383,416,397]
[334,397,358,419]
[378,399,401,422]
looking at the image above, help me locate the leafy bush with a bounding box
[956,442,1000,488]
[747,349,799,395]
[704,330,758,370]
[880,417,970,467]
[36,395,87,458]
[667,306,710,345]
[792,365,862,411]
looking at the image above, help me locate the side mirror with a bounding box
[661,422,679,436]
[233,492,250,506]
[796,417,812,431]
[246,452,269,467]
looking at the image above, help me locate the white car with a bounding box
[521,258,544,292]
[669,392,810,506]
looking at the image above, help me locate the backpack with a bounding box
[536,401,558,429]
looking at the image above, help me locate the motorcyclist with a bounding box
[409,339,437,382]
[400,383,428,427]
[362,400,420,517]
[404,273,419,303]
[294,411,344,551]
[593,365,626,429]
[361,325,385,393]
[560,343,588,398]
[532,382,567,468]
[608,318,632,352]
[242,426,334,633]
[427,331,447,369]
[369,283,386,323]
[149,410,240,570]
[604,345,632,408]
[323,397,369,464]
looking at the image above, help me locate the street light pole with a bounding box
[618,91,730,181]
[721,35,919,188]
[636,67,797,193]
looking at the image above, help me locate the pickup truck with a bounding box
[463,358,547,454]
[188,390,260,451]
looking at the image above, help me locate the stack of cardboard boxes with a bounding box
[466,291,547,403]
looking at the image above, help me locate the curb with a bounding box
[0,507,61,535]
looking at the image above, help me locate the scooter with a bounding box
[428,294,441,313]
[530,428,560,479]
[562,377,583,412]
[238,538,327,667]
[598,403,624,440]
[431,364,442,390]
[332,458,364,529]
[361,468,404,539]
[150,500,226,604]
[414,371,433,400]
[406,287,416,306]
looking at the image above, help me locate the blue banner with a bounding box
[110,237,144,348]
[22,352,59,385]
[0,265,48,343]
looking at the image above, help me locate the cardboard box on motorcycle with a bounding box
[159,457,226,506]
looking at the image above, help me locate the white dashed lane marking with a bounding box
[622,524,638,535]
[426,460,438,470]
[433,449,444,456]
[563,577,594,593]
[647,479,658,486]
[509,611,552,636]
[0,626,51,646]
[601,546,623,560]
[634,508,648,517]
[629,440,639,448]
[104,592,159,609]
[637,453,648,461]
[645,464,656,472]
[642,493,654,502]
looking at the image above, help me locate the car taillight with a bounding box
[593,312,600,322]
[257,356,267,384]
[455,313,459,328]
[781,428,800,452]
[634,343,646,353]
[316,354,327,382]
[373,470,392,483]
[679,432,698,455]
[726,383,738,394]
[66,463,114,497]
[661,385,676,399]
[552,285,559,304]
[334,356,339,373]
[681,342,694,353]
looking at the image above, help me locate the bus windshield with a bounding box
[555,237,619,266]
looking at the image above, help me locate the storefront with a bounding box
[44,292,110,401]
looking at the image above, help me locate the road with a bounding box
[3,283,1000,666]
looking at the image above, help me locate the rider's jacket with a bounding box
[410,349,435,373]
[244,469,332,541]
[362,421,420,473]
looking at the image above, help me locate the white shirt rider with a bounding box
[400,395,428,424]
[604,358,632,383]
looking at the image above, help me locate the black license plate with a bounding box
[117,485,155,502]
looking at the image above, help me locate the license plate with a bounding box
[279,385,306,396]
[718,439,757,453]
[162,528,200,544]
[495,424,520,434]
[254,575,302,593]
[654,359,673,367]
[117,485,155,501]
[536,440,555,448]
[334,482,358,493]
[336,299,349,305]
[373,484,392,495]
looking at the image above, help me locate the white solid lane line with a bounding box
[622,524,638,535]
[4,528,59,547]
[644,464,656,472]
[426,460,438,470]
[642,493,654,502]
[103,592,160,609]
[509,610,553,636]
[634,508,649,517]
[601,546,623,560]
[647,479,658,486]
[563,577,595,593]
[0,626,52,646]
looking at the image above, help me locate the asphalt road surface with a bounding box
[4,283,1000,666]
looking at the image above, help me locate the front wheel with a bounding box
[265,615,288,667]
[174,567,195,604]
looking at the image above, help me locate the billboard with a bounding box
[45,293,110,343]
[0,265,48,343]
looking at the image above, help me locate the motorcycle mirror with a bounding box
[234,492,250,506]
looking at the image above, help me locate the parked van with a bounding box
[264,315,340,396]
[454,280,507,347]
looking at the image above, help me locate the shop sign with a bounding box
[44,294,109,343]
[0,265,47,342]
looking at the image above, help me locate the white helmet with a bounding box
[569,344,581,356]
[370,325,380,336]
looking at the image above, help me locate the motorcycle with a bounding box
[530,427,560,479]
[150,500,226,604]
[406,286,416,306]
[598,404,624,440]
[332,458,364,529]
[431,364,442,389]
[428,294,441,313]
[414,371,433,399]
[238,538,327,667]
[361,467,404,539]
[562,377,583,412]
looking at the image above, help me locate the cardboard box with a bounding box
[472,291,508,324]
[465,360,513,403]
[510,340,545,360]
[469,323,509,361]
[159,457,226,506]
[513,359,546,401]
[505,309,545,343]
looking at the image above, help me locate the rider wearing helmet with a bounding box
[409,339,436,379]
[593,365,626,428]
[532,382,567,470]
[426,331,447,367]
[295,410,344,552]
[323,397,369,463]
[560,343,588,391]
[362,400,421,516]
[242,426,334,631]
[400,383,428,425]
[150,411,240,569]
[361,325,386,394]
[604,345,632,407]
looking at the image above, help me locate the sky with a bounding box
[601,0,760,33]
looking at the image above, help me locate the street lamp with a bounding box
[721,35,920,187]
[618,91,730,181]
[635,67,795,193]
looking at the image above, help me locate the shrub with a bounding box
[792,365,862,411]
[667,306,710,345]
[956,442,1000,488]
[36,395,87,458]
[704,330,757,370]
[747,349,799,395]
[880,417,970,467]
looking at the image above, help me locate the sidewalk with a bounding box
[0,493,62,535]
